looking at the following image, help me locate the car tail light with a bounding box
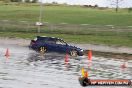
[31,40,36,45]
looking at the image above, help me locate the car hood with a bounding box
[67,44,83,51]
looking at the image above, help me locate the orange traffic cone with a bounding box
[5,48,10,59]
[65,53,69,64]
[88,50,92,61]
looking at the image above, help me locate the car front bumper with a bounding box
[78,50,84,56]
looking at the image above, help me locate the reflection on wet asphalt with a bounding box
[0,44,132,88]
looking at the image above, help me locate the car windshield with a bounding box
[56,39,67,45]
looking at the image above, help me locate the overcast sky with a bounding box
[40,0,132,8]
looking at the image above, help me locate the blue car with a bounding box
[29,36,84,56]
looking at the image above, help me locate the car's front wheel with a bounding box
[70,50,78,57]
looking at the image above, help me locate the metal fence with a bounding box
[0,20,132,37]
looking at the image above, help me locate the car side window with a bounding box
[47,40,56,44]
[56,40,66,45]
[40,39,55,44]
[56,40,62,44]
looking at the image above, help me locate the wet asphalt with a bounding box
[0,44,132,88]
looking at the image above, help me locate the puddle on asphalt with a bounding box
[0,44,132,88]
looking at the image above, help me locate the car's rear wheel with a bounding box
[39,46,47,54]
[70,50,78,57]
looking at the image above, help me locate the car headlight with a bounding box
[80,49,84,52]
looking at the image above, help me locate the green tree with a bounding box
[128,7,132,13]
[25,0,30,3]
[32,0,38,3]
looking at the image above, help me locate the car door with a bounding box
[44,40,57,52]
[55,40,68,53]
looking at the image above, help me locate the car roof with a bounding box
[36,36,62,41]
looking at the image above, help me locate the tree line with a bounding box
[1,0,129,13]
[0,0,38,3]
